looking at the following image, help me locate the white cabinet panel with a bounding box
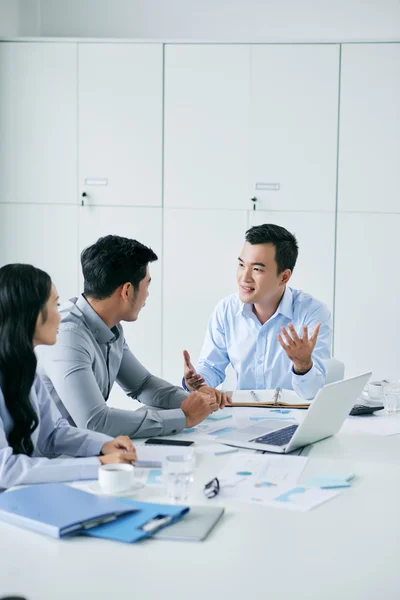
[0,204,79,302]
[334,213,400,380]
[78,206,162,375]
[338,44,400,213]
[164,45,250,210]
[250,45,340,211]
[0,42,77,205]
[163,209,247,385]
[79,44,163,207]
[249,211,335,310]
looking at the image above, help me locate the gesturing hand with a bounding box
[277,323,321,375]
[183,350,205,391]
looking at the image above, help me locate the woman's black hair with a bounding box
[0,264,52,455]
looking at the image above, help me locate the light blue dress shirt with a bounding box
[0,375,112,489]
[196,287,332,400]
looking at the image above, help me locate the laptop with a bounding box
[218,372,371,454]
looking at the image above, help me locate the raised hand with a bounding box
[183,349,205,391]
[277,323,321,375]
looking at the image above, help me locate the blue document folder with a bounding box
[0,483,137,538]
[84,499,190,543]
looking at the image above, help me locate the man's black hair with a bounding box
[81,235,158,299]
[245,223,298,273]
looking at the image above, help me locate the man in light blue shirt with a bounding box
[183,223,331,400]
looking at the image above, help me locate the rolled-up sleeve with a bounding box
[39,329,186,439]
[117,341,188,410]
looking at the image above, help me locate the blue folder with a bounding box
[83,499,190,543]
[0,483,137,539]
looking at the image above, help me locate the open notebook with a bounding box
[229,389,311,409]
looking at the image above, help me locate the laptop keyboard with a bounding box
[251,424,299,447]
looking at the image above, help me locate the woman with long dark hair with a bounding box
[0,263,137,489]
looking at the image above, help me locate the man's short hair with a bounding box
[245,223,299,273]
[81,235,158,299]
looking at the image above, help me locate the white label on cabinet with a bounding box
[84,178,108,186]
[255,183,280,191]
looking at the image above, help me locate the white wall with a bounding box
[0,0,41,37]
[0,0,19,36]
[12,0,400,41]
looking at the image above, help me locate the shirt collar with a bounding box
[74,295,119,344]
[237,286,294,321]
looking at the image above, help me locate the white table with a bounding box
[1,418,400,600]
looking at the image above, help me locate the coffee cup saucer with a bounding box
[87,480,144,497]
[358,390,383,407]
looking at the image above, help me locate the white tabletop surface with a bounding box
[1,410,400,600]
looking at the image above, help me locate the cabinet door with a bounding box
[0,42,77,205]
[249,211,335,310]
[79,43,163,207]
[338,44,400,212]
[250,45,340,211]
[163,209,247,385]
[164,45,250,210]
[78,206,162,375]
[334,213,400,380]
[0,204,79,302]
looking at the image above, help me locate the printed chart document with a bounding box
[217,453,308,505]
[217,454,340,511]
[264,486,341,512]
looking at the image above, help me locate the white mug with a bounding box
[98,463,134,494]
[368,381,384,400]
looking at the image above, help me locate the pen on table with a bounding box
[272,387,282,405]
[250,390,261,403]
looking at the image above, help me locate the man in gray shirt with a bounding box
[37,235,228,438]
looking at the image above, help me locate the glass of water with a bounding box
[382,382,400,414]
[164,451,195,503]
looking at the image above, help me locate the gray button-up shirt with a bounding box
[37,295,187,438]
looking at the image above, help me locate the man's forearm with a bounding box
[130,374,188,409]
[86,403,186,438]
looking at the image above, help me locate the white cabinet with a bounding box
[0,204,79,302]
[338,44,400,212]
[164,45,250,210]
[162,209,247,384]
[0,42,77,205]
[164,44,339,212]
[249,45,340,211]
[248,211,335,310]
[78,206,162,375]
[79,43,163,207]
[334,213,400,380]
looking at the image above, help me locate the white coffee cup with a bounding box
[368,381,384,400]
[98,464,134,494]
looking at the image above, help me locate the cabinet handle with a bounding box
[81,192,87,207]
[251,197,257,211]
